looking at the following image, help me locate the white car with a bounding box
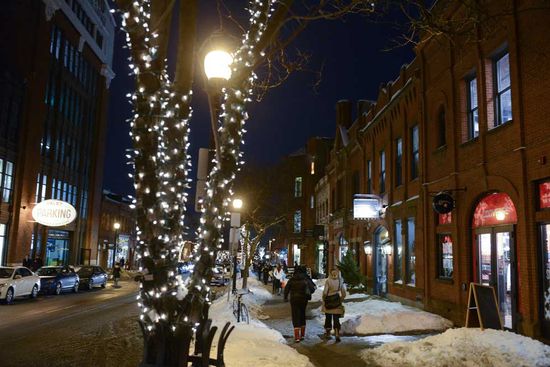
[0,266,41,304]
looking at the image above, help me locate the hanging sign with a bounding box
[353,194,381,219]
[432,192,455,214]
[32,199,77,227]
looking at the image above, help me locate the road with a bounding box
[0,281,143,367]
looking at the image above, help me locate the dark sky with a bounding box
[103,2,414,199]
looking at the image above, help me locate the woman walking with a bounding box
[322,269,346,342]
[272,264,285,295]
[284,266,315,342]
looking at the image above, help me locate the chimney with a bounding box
[336,100,352,129]
[357,100,373,117]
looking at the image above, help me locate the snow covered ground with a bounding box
[311,281,452,335]
[209,277,313,367]
[361,327,550,367]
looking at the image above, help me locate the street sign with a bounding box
[32,199,77,227]
[353,194,381,219]
[432,192,455,214]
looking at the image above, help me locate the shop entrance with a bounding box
[46,230,70,266]
[539,223,550,338]
[473,192,517,330]
[373,226,389,296]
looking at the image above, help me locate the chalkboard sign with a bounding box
[465,283,503,330]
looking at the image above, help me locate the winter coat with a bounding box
[273,268,285,281]
[321,274,346,315]
[113,265,122,279]
[284,272,314,302]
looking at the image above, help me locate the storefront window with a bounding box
[0,224,6,265]
[438,234,453,279]
[339,235,348,262]
[540,224,550,322]
[394,220,403,282]
[406,218,416,286]
[45,230,70,266]
[539,181,550,209]
[293,244,301,265]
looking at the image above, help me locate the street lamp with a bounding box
[203,44,233,162]
[112,222,121,268]
[230,198,243,293]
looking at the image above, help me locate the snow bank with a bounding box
[361,327,550,367]
[314,297,452,335]
[209,279,313,367]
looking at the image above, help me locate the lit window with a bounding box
[495,52,512,125]
[310,161,315,175]
[294,177,302,197]
[379,150,386,193]
[467,76,479,140]
[439,234,453,279]
[310,195,314,209]
[411,125,419,180]
[406,218,415,286]
[366,160,372,193]
[394,219,402,282]
[395,138,402,186]
[293,210,302,233]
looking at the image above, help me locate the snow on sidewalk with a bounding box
[311,281,452,335]
[209,278,313,367]
[360,327,550,367]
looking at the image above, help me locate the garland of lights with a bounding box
[117,0,275,337]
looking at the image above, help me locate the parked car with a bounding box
[77,266,107,290]
[0,266,41,304]
[37,266,80,295]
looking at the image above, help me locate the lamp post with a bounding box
[230,198,243,293]
[112,222,121,269]
[364,240,372,292]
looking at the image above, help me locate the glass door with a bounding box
[374,227,388,296]
[540,223,550,338]
[476,226,515,329]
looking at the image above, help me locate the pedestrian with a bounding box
[284,266,316,342]
[32,255,43,272]
[262,263,271,285]
[272,264,285,295]
[322,268,347,342]
[22,254,32,268]
[113,262,122,287]
[120,257,125,268]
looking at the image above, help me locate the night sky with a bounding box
[103,2,414,201]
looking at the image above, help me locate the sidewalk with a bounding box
[258,283,433,367]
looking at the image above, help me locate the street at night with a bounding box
[2,0,550,366]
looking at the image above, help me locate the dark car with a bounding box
[37,266,80,295]
[77,266,107,290]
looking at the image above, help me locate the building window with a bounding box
[438,107,446,147]
[394,219,402,283]
[494,52,512,126]
[406,218,416,286]
[0,159,15,203]
[293,210,302,233]
[310,161,315,175]
[294,177,302,197]
[467,76,479,140]
[0,224,6,265]
[379,150,386,194]
[539,180,550,209]
[395,138,403,187]
[438,234,453,279]
[366,160,372,193]
[411,125,419,180]
[310,195,314,209]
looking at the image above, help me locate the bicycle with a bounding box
[232,289,250,324]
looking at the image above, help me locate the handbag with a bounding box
[324,281,342,309]
[304,280,312,300]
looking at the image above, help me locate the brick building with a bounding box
[318,0,550,340]
[0,0,115,266]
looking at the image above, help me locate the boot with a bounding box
[300,326,305,341]
[335,328,341,343]
[323,328,332,340]
[294,328,301,342]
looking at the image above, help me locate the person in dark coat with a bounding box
[22,254,32,269]
[113,262,122,287]
[262,263,271,285]
[284,266,316,342]
[31,255,43,272]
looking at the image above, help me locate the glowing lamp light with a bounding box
[232,198,243,210]
[383,243,393,256]
[204,50,233,80]
[495,210,506,221]
[114,222,121,230]
[364,241,373,255]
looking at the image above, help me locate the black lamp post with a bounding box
[112,222,120,268]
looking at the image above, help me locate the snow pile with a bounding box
[360,327,550,367]
[314,297,452,335]
[209,283,313,367]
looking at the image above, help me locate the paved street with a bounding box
[0,281,143,367]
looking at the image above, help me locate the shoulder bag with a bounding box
[323,281,342,309]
